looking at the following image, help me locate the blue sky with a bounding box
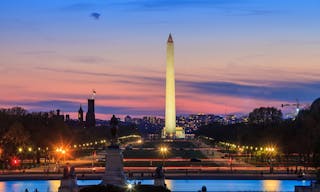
[0,0,320,118]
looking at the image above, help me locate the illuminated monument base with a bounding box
[162,127,185,139]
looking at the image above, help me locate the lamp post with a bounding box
[160,147,168,166]
[266,147,276,173]
[61,149,66,163]
[56,147,67,164]
[18,147,23,168]
[27,147,34,165]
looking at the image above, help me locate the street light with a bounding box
[160,146,168,166]
[265,146,276,173]
[55,147,68,163]
[127,183,133,191]
[61,149,66,163]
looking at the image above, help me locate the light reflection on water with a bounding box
[127,179,311,192]
[0,179,311,192]
[48,180,60,192]
[263,180,281,191]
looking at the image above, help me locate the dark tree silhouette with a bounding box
[248,107,282,124]
[1,121,31,157]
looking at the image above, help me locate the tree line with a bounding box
[0,107,139,163]
[196,103,320,167]
[0,107,73,160]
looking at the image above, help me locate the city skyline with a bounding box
[1,0,320,119]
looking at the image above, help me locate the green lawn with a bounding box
[124,161,219,167]
[137,141,196,149]
[124,141,205,159]
[123,149,205,159]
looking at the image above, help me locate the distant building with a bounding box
[177,114,223,131]
[78,105,84,122]
[175,127,185,139]
[124,115,132,123]
[132,118,142,125]
[143,116,158,124]
[147,133,161,140]
[185,133,195,140]
[55,109,64,121]
[86,99,95,128]
[65,114,70,121]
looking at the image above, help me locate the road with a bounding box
[1,141,314,179]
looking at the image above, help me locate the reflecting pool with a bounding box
[0,179,311,192]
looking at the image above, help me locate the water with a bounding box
[0,179,311,192]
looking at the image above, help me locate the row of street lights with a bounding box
[221,142,277,153]
[18,147,34,153]
[72,140,107,149]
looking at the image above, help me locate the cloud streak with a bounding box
[37,67,120,78]
[60,3,98,12]
[117,0,277,16]
[36,66,164,84]
[181,81,320,102]
[0,99,164,117]
[122,0,242,9]
[68,56,109,65]
[2,78,319,117]
[34,92,162,102]
[36,66,320,103]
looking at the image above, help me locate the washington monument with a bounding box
[165,33,176,137]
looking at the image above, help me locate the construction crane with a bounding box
[281,99,301,115]
[281,99,309,119]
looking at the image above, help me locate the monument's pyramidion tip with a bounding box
[167,33,173,43]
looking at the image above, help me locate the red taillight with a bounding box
[11,158,20,166]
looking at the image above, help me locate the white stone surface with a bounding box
[101,147,126,186]
[165,33,176,136]
[58,178,78,192]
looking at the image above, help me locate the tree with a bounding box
[5,107,27,116]
[1,121,31,157]
[295,98,320,168]
[248,107,282,124]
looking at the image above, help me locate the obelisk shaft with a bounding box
[165,34,176,136]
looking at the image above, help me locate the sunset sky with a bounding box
[1,0,320,119]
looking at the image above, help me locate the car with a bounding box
[190,158,202,162]
[96,158,106,162]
